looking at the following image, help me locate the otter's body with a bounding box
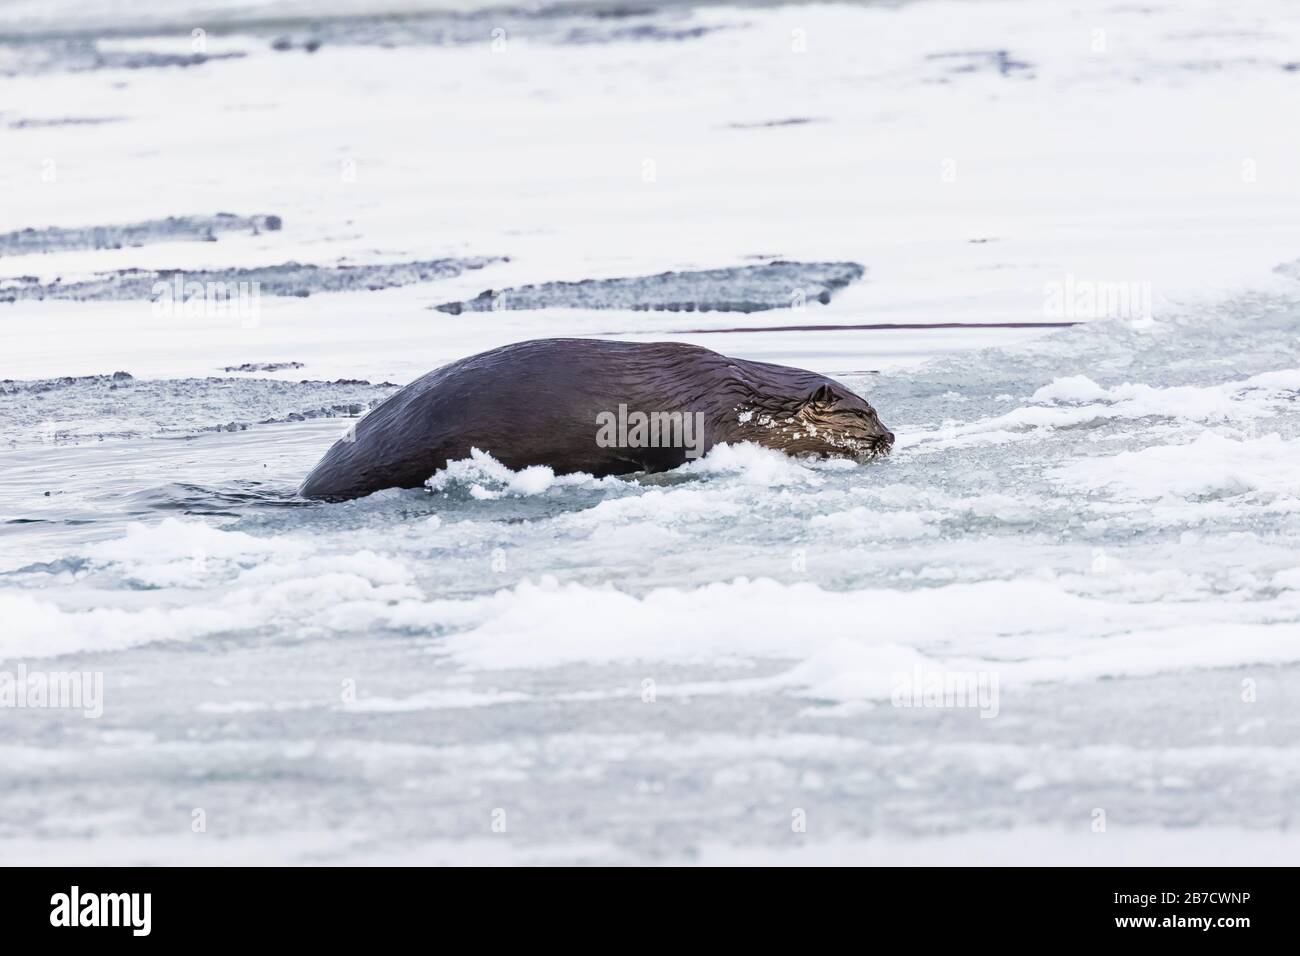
[300,338,892,501]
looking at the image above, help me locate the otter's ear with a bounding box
[807,384,837,407]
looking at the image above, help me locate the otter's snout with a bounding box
[866,429,895,457]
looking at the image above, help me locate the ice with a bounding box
[1056,431,1300,501]
[425,448,616,499]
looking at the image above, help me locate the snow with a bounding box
[1056,431,1300,501]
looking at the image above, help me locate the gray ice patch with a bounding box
[0,38,246,77]
[925,49,1034,78]
[1273,258,1300,282]
[222,362,306,373]
[0,214,281,258]
[0,7,728,77]
[7,115,125,130]
[726,117,821,129]
[0,256,504,302]
[432,261,865,314]
[262,6,727,53]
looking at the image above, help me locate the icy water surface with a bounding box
[5,292,1300,864]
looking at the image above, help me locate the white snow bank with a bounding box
[1055,431,1300,501]
[906,367,1300,452]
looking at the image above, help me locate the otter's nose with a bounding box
[884,431,895,443]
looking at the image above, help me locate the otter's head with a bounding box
[735,381,894,462]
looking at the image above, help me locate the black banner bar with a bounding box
[0,866,1286,942]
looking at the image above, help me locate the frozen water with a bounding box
[6,290,1300,864]
[0,256,502,302]
[0,213,280,256]
[3,0,1300,864]
[431,261,865,313]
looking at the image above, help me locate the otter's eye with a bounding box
[808,384,837,408]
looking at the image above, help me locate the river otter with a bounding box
[300,338,893,500]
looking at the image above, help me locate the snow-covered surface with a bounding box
[3,0,1300,866]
